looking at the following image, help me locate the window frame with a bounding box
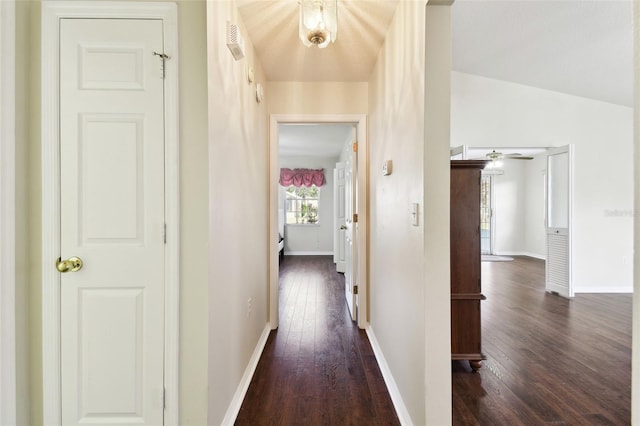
[284,185,321,226]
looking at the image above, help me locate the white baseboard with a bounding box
[574,286,633,294]
[221,324,271,426]
[366,327,413,426]
[284,251,333,256]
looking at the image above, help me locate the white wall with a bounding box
[369,2,431,424]
[491,161,526,255]
[207,2,269,424]
[524,153,547,259]
[279,156,337,254]
[452,71,634,292]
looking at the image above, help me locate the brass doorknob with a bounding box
[56,256,83,273]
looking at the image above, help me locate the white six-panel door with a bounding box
[59,19,166,425]
[344,128,358,321]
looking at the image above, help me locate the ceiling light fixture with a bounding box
[299,0,337,48]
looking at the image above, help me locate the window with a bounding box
[285,185,319,224]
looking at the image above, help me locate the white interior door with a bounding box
[545,145,573,298]
[344,128,358,320]
[334,162,346,272]
[60,19,166,425]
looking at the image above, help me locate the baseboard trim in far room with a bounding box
[284,251,333,256]
[366,327,413,426]
[573,286,633,294]
[221,324,271,426]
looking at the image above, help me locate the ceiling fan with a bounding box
[481,150,533,175]
[485,150,534,161]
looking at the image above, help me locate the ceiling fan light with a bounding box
[299,0,337,48]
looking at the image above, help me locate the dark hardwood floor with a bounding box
[236,255,631,425]
[235,255,400,425]
[453,256,632,425]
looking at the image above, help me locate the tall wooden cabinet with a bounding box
[450,160,487,371]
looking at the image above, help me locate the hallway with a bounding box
[235,256,399,425]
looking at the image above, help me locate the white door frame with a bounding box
[41,3,180,424]
[0,1,16,424]
[269,114,368,329]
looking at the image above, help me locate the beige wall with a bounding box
[368,2,452,424]
[176,1,209,424]
[21,1,210,424]
[368,2,427,423]
[206,2,269,424]
[15,1,36,425]
[268,82,368,115]
[423,4,453,424]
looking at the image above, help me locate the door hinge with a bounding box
[353,285,358,295]
[353,213,358,223]
[162,387,166,409]
[153,51,170,79]
[163,223,167,244]
[352,142,358,152]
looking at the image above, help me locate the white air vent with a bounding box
[226,22,245,61]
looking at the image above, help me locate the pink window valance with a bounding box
[279,168,325,187]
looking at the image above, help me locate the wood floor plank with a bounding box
[236,256,400,425]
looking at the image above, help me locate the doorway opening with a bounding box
[269,114,368,330]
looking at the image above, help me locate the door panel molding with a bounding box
[269,114,368,329]
[41,3,179,424]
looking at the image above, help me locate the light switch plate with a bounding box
[411,203,419,226]
[382,160,392,176]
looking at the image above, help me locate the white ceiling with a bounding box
[453,0,633,107]
[279,124,354,158]
[242,0,633,155]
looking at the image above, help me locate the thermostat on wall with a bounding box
[382,160,392,176]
